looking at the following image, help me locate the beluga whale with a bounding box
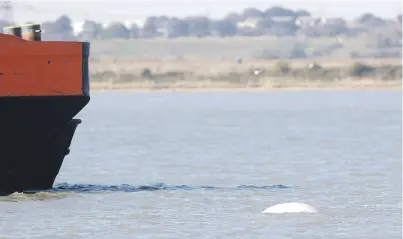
[262,202,318,214]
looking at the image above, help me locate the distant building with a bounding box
[270,16,294,23]
[237,17,261,29]
[321,18,346,26]
[127,19,145,28]
[295,16,320,27]
[72,21,84,35]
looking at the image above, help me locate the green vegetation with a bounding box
[1,6,401,60]
[87,36,400,61]
[89,59,402,90]
[91,61,402,82]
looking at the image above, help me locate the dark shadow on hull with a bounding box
[0,95,89,194]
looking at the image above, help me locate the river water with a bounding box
[0,90,401,239]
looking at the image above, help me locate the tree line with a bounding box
[0,6,402,41]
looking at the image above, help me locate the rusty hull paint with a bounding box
[0,33,87,97]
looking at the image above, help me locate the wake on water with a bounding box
[2,184,318,214]
[51,182,290,193]
[0,183,289,202]
[1,183,290,200]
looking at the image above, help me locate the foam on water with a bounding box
[0,183,290,201]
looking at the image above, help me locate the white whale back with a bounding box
[262,202,318,214]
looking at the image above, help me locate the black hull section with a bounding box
[0,96,89,194]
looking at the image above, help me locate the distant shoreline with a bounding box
[88,55,402,93]
[90,81,402,93]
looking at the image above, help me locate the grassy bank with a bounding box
[86,37,401,91]
[89,58,402,91]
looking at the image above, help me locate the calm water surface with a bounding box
[0,91,401,239]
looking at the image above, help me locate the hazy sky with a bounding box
[8,0,403,24]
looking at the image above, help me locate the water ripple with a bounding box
[50,183,290,193]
